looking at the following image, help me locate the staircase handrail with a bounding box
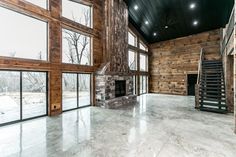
[197,48,204,84]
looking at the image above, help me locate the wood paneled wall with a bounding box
[0,0,104,116]
[149,29,221,95]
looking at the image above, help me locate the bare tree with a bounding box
[129,60,136,70]
[24,72,46,92]
[63,9,90,65]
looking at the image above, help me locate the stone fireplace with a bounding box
[95,0,137,108]
[95,73,136,108]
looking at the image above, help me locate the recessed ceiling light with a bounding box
[145,21,149,25]
[190,3,196,9]
[153,32,157,36]
[189,3,196,9]
[193,20,198,26]
[134,5,138,10]
[165,25,169,29]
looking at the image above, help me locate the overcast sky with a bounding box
[25,0,47,9]
[0,6,47,60]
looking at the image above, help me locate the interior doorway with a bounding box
[187,74,198,96]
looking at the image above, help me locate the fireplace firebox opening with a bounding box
[115,80,126,97]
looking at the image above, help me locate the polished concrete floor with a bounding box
[0,94,235,157]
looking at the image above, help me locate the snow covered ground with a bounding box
[0,92,91,124]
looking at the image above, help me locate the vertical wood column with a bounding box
[234,52,236,133]
[234,3,236,133]
[234,38,236,134]
[48,0,62,116]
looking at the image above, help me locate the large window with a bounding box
[140,42,148,51]
[0,7,48,61]
[62,73,91,111]
[62,28,92,65]
[140,54,148,71]
[128,29,149,95]
[128,50,137,70]
[140,75,148,94]
[24,0,48,9]
[128,31,137,47]
[62,0,92,28]
[0,71,48,125]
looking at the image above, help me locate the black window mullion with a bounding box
[46,72,49,115]
[20,71,23,120]
[89,74,92,105]
[77,74,79,108]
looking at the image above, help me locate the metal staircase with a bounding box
[196,48,227,113]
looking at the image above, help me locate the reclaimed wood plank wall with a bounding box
[149,29,221,95]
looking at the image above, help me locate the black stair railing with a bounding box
[195,48,204,109]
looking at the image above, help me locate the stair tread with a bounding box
[202,64,222,67]
[201,78,224,82]
[199,94,226,98]
[199,98,226,102]
[200,102,227,107]
[199,87,225,90]
[199,107,227,114]
[199,91,225,94]
[202,60,222,62]
[202,63,222,65]
[200,83,224,85]
[201,80,224,83]
[202,72,223,74]
[200,83,225,85]
[199,89,225,92]
[202,74,222,75]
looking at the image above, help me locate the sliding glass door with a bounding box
[62,73,77,111]
[62,73,91,111]
[0,71,20,124]
[22,72,47,119]
[140,75,148,94]
[78,74,91,107]
[0,70,48,125]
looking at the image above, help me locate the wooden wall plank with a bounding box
[149,29,222,95]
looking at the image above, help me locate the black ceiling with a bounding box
[124,0,234,43]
